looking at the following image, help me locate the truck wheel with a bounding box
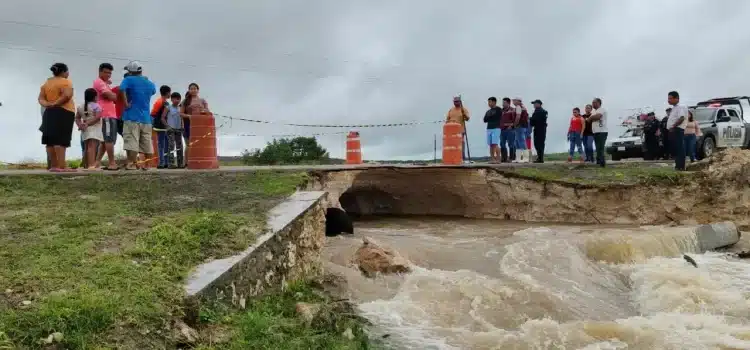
[700,136,715,159]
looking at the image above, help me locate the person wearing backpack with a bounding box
[150,85,171,168]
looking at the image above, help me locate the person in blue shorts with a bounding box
[483,97,502,163]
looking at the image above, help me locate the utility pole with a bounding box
[433,134,437,164]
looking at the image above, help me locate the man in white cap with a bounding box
[512,97,529,163]
[119,61,156,170]
[445,95,471,162]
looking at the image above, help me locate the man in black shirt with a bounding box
[529,99,548,163]
[582,104,595,162]
[483,97,503,163]
[660,108,671,159]
[643,112,660,160]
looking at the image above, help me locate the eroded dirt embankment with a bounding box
[304,149,750,228]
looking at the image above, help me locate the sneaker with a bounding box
[567,156,573,163]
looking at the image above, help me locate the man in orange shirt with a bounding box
[151,85,171,168]
[445,95,471,162]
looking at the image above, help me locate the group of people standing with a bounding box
[565,99,609,165]
[448,96,610,166]
[446,96,543,164]
[37,61,210,171]
[643,101,701,165]
[571,91,690,171]
[450,90,690,171]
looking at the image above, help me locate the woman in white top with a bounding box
[683,111,702,162]
[75,88,104,171]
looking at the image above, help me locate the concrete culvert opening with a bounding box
[339,185,470,218]
[339,187,398,217]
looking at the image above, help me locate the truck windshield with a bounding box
[692,108,716,122]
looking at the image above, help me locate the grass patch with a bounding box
[509,163,691,185]
[196,282,376,350]
[0,171,306,349]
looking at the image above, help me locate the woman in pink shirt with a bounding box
[684,111,701,162]
[567,107,585,162]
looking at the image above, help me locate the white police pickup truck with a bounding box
[607,128,645,161]
[692,96,750,159]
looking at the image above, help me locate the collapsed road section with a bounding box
[304,149,750,229]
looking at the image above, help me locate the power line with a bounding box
[0,40,394,82]
[0,40,442,129]
[0,40,135,63]
[0,18,394,67]
[221,131,349,138]
[1,19,171,46]
[214,114,443,128]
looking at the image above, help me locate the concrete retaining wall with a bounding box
[307,167,750,229]
[183,191,326,322]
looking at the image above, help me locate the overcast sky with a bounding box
[1,0,749,162]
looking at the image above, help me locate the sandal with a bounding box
[48,168,63,173]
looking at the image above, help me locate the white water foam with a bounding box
[354,226,750,349]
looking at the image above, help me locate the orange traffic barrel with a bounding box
[187,113,219,169]
[442,123,463,165]
[346,131,362,165]
[149,131,159,167]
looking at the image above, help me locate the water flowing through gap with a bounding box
[322,217,750,350]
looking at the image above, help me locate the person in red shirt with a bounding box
[112,74,127,136]
[113,86,123,119]
[567,107,585,162]
[498,97,516,163]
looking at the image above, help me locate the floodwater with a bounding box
[322,217,750,350]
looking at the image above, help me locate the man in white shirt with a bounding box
[667,91,687,171]
[588,97,608,167]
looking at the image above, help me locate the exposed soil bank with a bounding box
[304,149,750,228]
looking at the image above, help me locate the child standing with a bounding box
[75,88,103,171]
[567,107,585,163]
[161,92,185,168]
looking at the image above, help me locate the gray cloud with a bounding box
[1,0,750,162]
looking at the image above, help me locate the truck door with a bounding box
[716,109,732,148]
[739,98,750,122]
[728,109,745,147]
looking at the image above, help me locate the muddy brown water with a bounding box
[323,217,750,350]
